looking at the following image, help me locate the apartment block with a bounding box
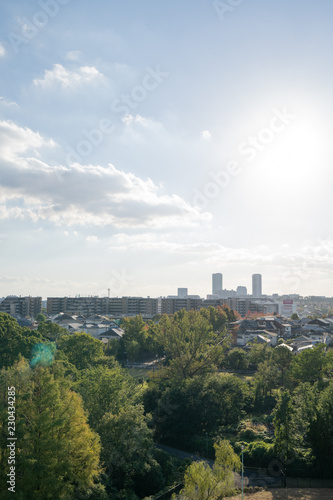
[47,297,108,316]
[0,296,42,318]
[47,296,158,317]
[161,297,203,314]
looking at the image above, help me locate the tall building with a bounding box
[0,296,42,318]
[252,274,262,298]
[212,273,223,295]
[177,288,188,298]
[236,286,247,297]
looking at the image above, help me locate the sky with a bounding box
[0,0,333,299]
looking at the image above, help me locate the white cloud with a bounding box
[0,43,5,57]
[33,64,105,89]
[107,236,333,282]
[0,120,55,161]
[122,114,162,131]
[66,51,82,61]
[201,130,211,140]
[86,235,99,243]
[0,120,211,229]
[0,97,19,109]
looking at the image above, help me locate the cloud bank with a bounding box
[0,120,210,229]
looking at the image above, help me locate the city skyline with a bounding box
[0,1,333,298]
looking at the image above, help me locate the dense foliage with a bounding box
[1,308,333,498]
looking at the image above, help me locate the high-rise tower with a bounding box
[252,274,262,297]
[212,273,223,295]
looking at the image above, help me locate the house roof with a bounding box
[247,335,271,344]
[276,343,293,351]
[292,335,312,343]
[308,318,331,326]
[243,329,277,337]
[297,344,313,352]
[98,327,124,338]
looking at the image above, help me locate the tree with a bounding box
[291,313,300,320]
[273,390,294,462]
[76,364,136,428]
[292,380,333,475]
[199,306,228,331]
[37,321,67,341]
[121,315,148,359]
[36,313,46,323]
[125,339,141,363]
[58,332,104,370]
[156,310,229,379]
[289,345,326,386]
[97,405,162,498]
[219,304,241,322]
[0,313,45,369]
[272,345,293,388]
[309,380,333,473]
[176,439,240,500]
[0,362,102,499]
[224,348,249,371]
[291,382,319,459]
[254,360,279,399]
[247,342,272,370]
[145,373,250,445]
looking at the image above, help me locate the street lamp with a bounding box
[241,445,244,500]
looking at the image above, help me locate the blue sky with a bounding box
[1,0,333,299]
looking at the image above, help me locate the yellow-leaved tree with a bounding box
[0,361,103,499]
[175,439,241,500]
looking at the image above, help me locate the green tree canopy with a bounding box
[290,344,326,386]
[0,313,45,369]
[271,345,293,388]
[224,348,249,371]
[273,390,294,461]
[291,380,333,474]
[155,310,229,380]
[37,321,68,342]
[0,362,102,499]
[247,342,273,370]
[76,364,136,428]
[58,332,104,370]
[97,405,161,498]
[144,373,250,445]
[176,439,241,500]
[36,313,46,323]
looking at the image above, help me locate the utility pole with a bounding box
[241,445,244,500]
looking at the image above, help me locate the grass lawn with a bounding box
[126,367,152,381]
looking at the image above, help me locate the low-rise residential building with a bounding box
[237,329,278,347]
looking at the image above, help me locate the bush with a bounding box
[234,441,275,468]
[238,420,272,443]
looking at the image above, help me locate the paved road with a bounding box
[155,443,214,466]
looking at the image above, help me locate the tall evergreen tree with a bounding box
[0,362,102,499]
